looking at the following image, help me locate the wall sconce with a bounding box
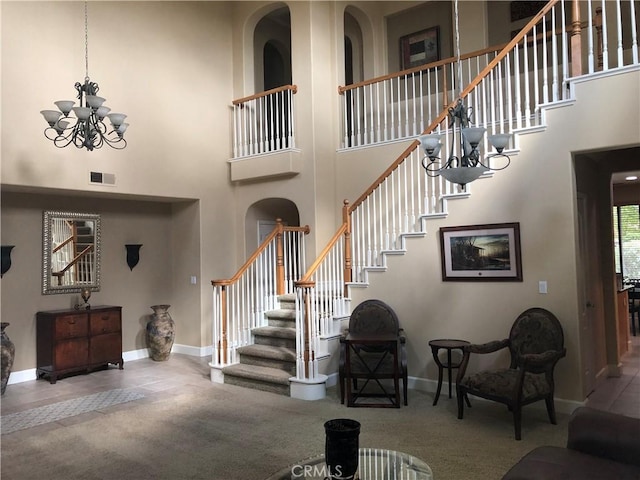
[125,244,142,270]
[1,246,14,278]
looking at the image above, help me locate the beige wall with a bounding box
[2,1,639,406]
[1,1,237,366]
[336,70,640,403]
[1,192,175,370]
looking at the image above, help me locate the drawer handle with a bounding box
[101,316,109,321]
[67,319,76,325]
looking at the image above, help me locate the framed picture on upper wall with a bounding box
[440,222,523,281]
[400,27,440,70]
[510,1,547,22]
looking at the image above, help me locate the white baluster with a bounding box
[601,0,609,70]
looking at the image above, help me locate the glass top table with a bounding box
[266,447,433,480]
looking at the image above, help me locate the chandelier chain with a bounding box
[454,0,462,98]
[84,1,89,81]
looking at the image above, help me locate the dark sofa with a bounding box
[502,407,640,480]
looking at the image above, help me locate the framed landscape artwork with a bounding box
[440,223,523,281]
[400,27,440,70]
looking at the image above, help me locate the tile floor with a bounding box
[585,334,640,418]
[1,333,638,433]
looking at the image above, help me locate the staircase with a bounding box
[212,0,640,400]
[221,295,298,396]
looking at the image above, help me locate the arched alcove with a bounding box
[244,198,300,256]
[254,6,291,92]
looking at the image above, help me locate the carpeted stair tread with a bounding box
[223,363,291,385]
[277,293,296,309]
[265,309,297,320]
[236,344,296,362]
[253,326,296,338]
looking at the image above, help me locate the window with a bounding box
[613,204,640,281]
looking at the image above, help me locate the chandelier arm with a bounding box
[479,154,512,171]
[421,156,448,177]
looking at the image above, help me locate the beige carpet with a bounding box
[1,382,567,480]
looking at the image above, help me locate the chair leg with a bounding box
[456,386,465,419]
[403,373,408,406]
[545,396,557,424]
[339,372,345,404]
[513,406,522,441]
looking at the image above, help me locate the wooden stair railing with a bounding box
[337,0,639,150]
[294,0,572,383]
[211,219,310,366]
[51,245,94,286]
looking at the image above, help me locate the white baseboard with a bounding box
[7,343,211,386]
[408,375,585,415]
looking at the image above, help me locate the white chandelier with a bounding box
[419,0,511,187]
[40,2,128,151]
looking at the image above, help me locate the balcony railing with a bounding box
[338,0,638,150]
[231,85,298,159]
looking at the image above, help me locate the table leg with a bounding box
[432,349,444,406]
[447,348,453,398]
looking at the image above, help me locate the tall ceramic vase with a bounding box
[1,322,16,395]
[146,305,175,361]
[324,418,361,480]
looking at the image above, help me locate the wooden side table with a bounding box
[429,339,470,406]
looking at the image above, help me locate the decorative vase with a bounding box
[146,305,175,361]
[1,322,16,395]
[324,418,360,480]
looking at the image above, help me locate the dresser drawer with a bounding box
[90,310,121,335]
[90,333,122,364]
[54,338,89,370]
[54,314,89,340]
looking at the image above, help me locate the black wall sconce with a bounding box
[125,244,142,271]
[1,246,14,278]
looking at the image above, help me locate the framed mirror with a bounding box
[42,211,101,294]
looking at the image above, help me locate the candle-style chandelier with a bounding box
[40,2,128,151]
[419,0,511,187]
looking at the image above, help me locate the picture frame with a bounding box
[440,222,522,281]
[399,27,440,70]
[510,1,546,22]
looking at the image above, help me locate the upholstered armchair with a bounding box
[456,307,566,440]
[339,299,408,406]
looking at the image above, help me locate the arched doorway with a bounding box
[244,198,300,257]
[254,7,291,92]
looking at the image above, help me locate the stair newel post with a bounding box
[570,0,583,76]
[275,218,285,295]
[296,280,315,379]
[219,284,229,365]
[343,200,352,294]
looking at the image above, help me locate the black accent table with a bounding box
[429,338,471,406]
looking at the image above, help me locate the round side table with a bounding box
[429,339,471,406]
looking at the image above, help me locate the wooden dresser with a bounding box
[36,305,123,384]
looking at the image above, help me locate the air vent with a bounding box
[89,171,116,186]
